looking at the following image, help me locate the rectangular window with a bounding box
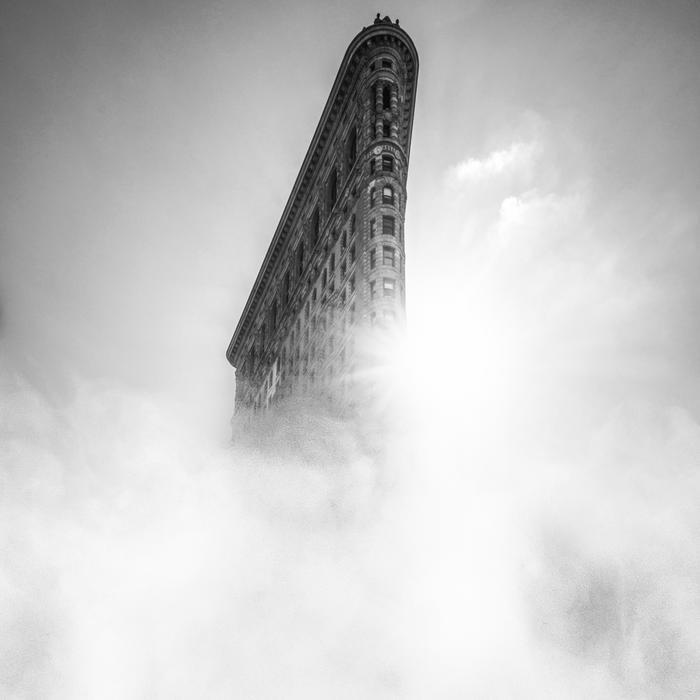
[297,241,305,277]
[330,253,335,272]
[382,155,394,172]
[370,280,376,299]
[370,248,376,269]
[322,269,327,288]
[382,245,395,267]
[382,215,395,236]
[370,159,375,175]
[350,244,356,264]
[383,278,395,297]
[369,219,376,238]
[283,270,290,305]
[340,260,346,279]
[342,230,347,250]
[382,59,392,69]
[311,209,320,247]
[349,274,355,293]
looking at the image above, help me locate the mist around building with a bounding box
[2,2,700,698]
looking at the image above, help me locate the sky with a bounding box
[2,0,700,697]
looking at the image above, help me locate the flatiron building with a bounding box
[226,15,418,414]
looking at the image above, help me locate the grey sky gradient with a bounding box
[2,1,700,696]
[2,0,699,433]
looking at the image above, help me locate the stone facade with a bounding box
[226,16,419,414]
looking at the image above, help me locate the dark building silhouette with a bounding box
[226,15,418,414]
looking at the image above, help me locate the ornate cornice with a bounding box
[227,20,419,367]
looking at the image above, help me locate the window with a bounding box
[370,248,376,269]
[370,158,375,175]
[382,122,391,138]
[383,245,395,267]
[349,302,356,324]
[349,274,356,293]
[340,260,346,279]
[369,219,376,238]
[311,209,320,247]
[350,244,356,264]
[382,84,391,110]
[283,270,290,305]
[322,268,327,289]
[370,61,376,71]
[312,287,317,303]
[296,241,305,277]
[330,253,335,272]
[382,59,392,69]
[328,169,338,210]
[347,127,357,170]
[383,278,396,297]
[382,215,395,236]
[382,154,394,172]
[370,281,376,299]
[341,230,347,251]
[370,187,376,208]
[382,185,394,204]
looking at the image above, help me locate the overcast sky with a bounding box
[2,0,698,435]
[2,1,700,696]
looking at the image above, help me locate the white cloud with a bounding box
[446,140,541,186]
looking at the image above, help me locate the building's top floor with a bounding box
[226,17,418,369]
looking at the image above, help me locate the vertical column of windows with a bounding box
[374,81,383,139]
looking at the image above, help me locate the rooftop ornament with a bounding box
[373,13,399,26]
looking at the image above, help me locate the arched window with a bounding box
[382,185,394,205]
[382,85,391,110]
